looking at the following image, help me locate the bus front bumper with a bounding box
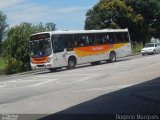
[31,63,53,70]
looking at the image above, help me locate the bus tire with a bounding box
[49,68,57,72]
[109,51,116,63]
[67,57,76,69]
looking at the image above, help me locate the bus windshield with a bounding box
[29,39,52,58]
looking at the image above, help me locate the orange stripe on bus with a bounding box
[74,43,127,57]
[31,56,48,64]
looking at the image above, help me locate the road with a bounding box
[0,54,160,120]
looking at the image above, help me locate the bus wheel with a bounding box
[67,57,76,69]
[49,68,57,72]
[109,51,116,63]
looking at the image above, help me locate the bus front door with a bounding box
[52,36,66,68]
[54,52,66,67]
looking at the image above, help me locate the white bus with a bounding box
[29,29,132,71]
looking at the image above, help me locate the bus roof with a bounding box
[31,28,129,36]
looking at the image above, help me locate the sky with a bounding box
[1,0,99,30]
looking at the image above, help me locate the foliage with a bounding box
[125,0,160,45]
[0,57,6,70]
[45,23,56,31]
[85,0,160,46]
[131,42,143,53]
[3,23,33,67]
[85,0,144,29]
[0,57,6,75]
[0,11,8,55]
[33,22,56,32]
[4,59,23,75]
[2,22,56,74]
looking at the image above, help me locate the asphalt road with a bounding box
[0,54,160,120]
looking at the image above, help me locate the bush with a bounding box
[0,57,6,75]
[22,62,31,71]
[0,69,4,75]
[131,42,143,53]
[0,57,6,69]
[4,59,23,75]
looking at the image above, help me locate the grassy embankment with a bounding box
[0,57,6,74]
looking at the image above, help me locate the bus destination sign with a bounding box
[30,33,50,40]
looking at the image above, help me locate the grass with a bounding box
[0,57,6,74]
[0,57,6,69]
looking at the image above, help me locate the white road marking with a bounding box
[0,78,57,89]
[0,82,7,88]
[36,75,48,77]
[48,73,103,77]
[27,79,57,88]
[6,79,43,83]
[75,75,99,83]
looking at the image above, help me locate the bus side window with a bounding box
[105,35,110,44]
[95,33,111,44]
[101,34,109,44]
[73,35,79,47]
[52,35,64,53]
[96,34,103,45]
[80,34,96,46]
[114,32,121,43]
[87,34,95,45]
[124,32,129,43]
[108,33,115,44]
[83,35,93,46]
[64,35,73,48]
[74,34,86,47]
[79,35,86,46]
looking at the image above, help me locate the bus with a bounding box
[29,29,132,71]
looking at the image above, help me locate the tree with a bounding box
[85,0,160,45]
[2,22,56,74]
[125,0,160,45]
[3,23,34,71]
[33,22,56,32]
[0,11,8,55]
[85,0,144,42]
[85,0,144,28]
[45,22,56,31]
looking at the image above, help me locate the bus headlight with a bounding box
[47,57,53,63]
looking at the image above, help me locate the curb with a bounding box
[0,69,48,78]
